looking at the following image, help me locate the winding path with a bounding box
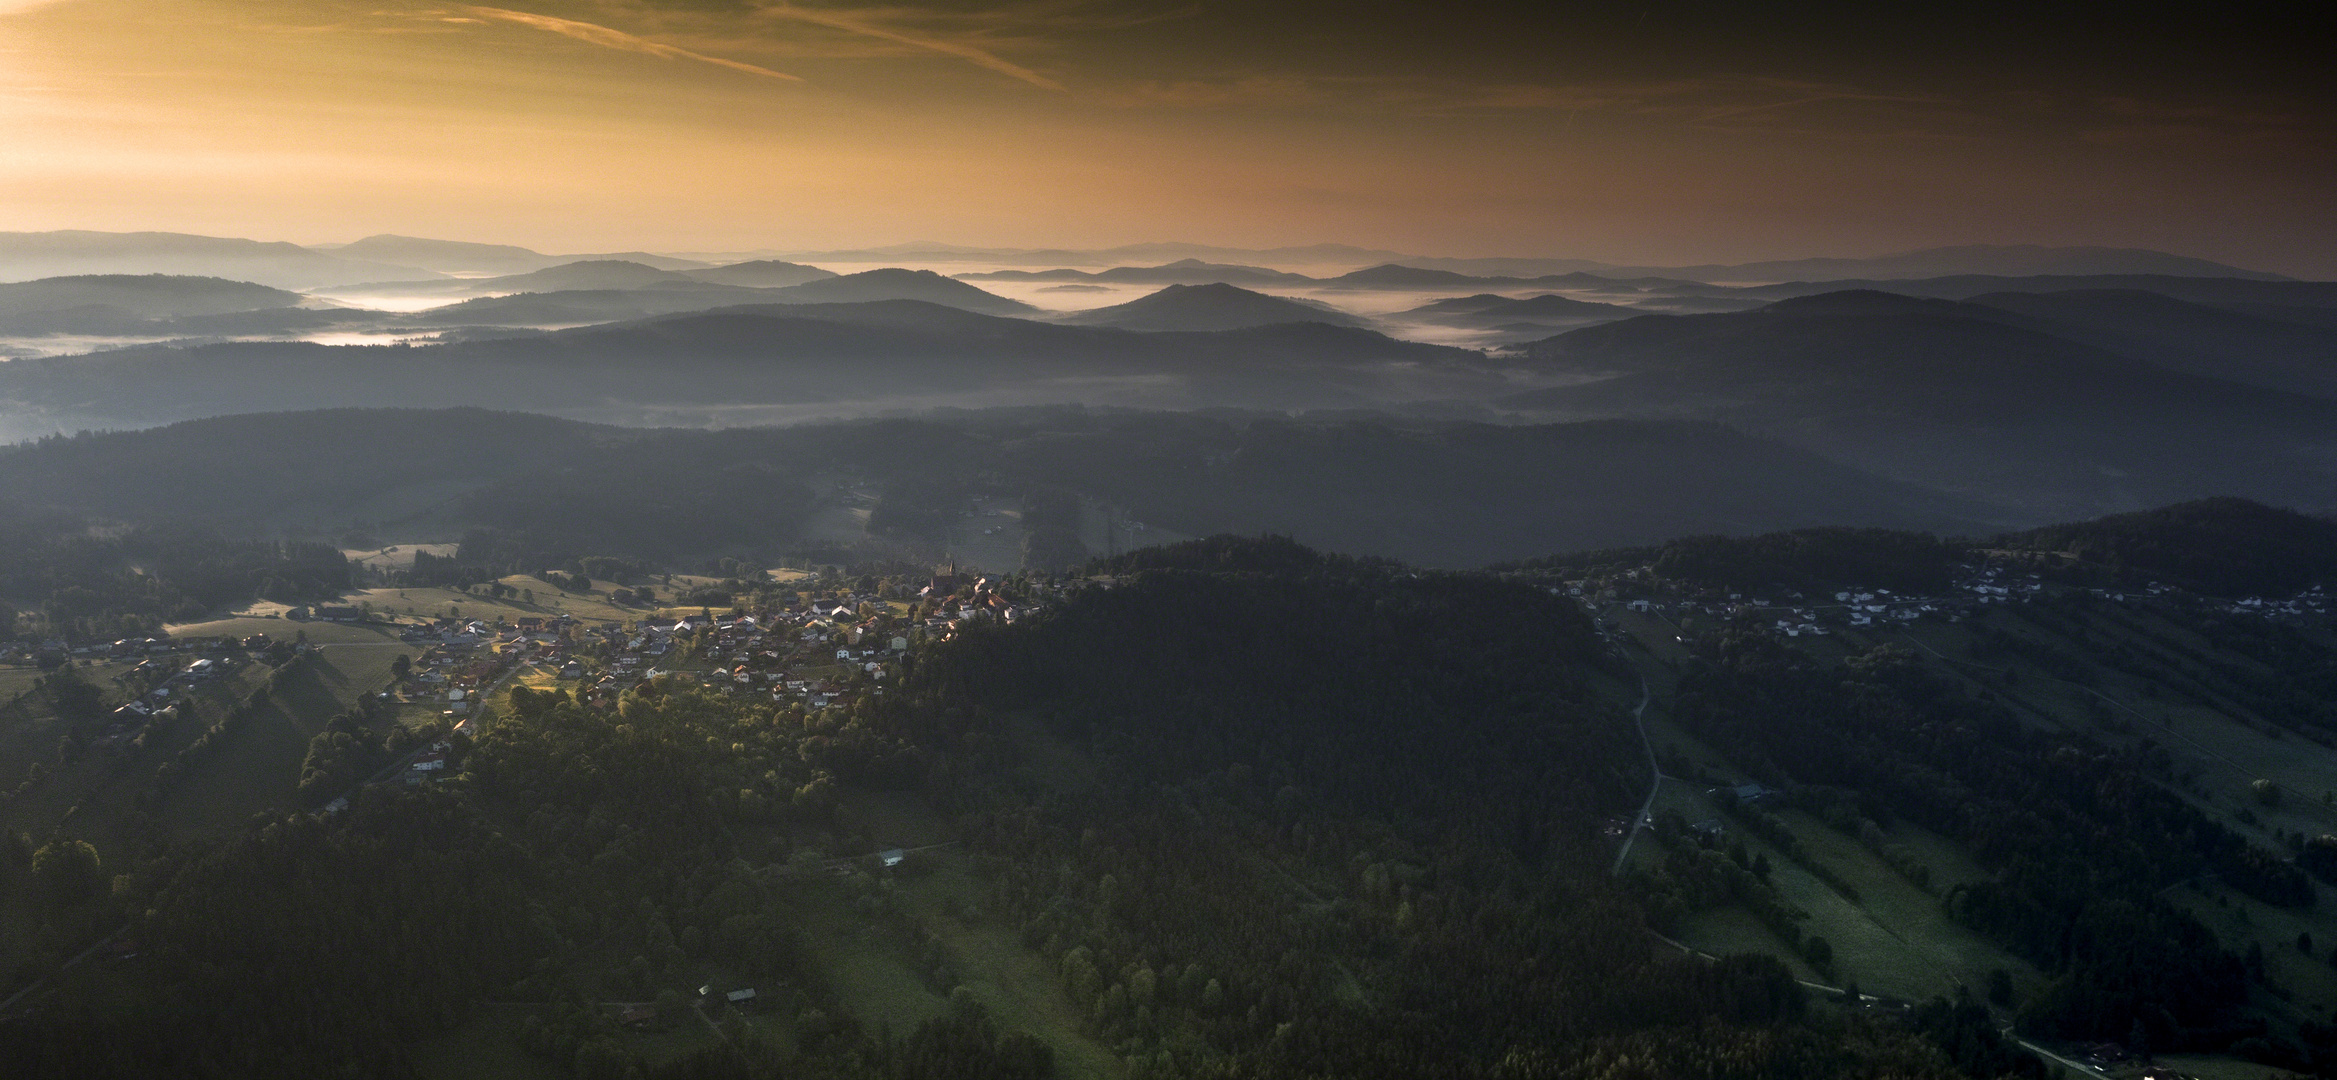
[1612,671,1658,875]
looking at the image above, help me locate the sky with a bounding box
[0,0,2330,275]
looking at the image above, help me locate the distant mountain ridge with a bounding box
[787,240,2291,282]
[0,406,1989,567]
[0,231,440,289]
[1502,289,2337,517]
[757,268,1036,315]
[0,274,302,320]
[0,299,1487,426]
[1057,283,1368,331]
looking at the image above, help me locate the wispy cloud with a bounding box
[460,5,804,82]
[752,2,1064,91]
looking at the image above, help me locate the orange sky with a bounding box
[2,0,2330,275]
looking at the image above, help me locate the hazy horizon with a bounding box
[2,1,2331,277]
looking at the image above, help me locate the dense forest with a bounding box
[10,498,2337,1078]
[1,538,2033,1080]
[0,406,1985,570]
[0,505,348,641]
[1508,497,2337,599]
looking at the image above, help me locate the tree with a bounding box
[1988,967,2015,1007]
[390,654,412,681]
[31,839,102,908]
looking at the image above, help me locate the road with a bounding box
[320,654,540,813]
[1647,929,2090,1078]
[0,924,128,1016]
[1612,670,1658,875]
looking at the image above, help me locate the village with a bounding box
[1549,558,2333,648]
[381,566,1045,719]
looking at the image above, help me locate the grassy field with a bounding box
[888,855,1126,1080]
[777,783,1126,1079]
[1619,627,2053,1006]
[0,640,423,854]
[1770,808,2045,1002]
[152,643,416,835]
[163,615,409,645]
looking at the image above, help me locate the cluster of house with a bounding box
[2,634,189,667]
[397,616,564,712]
[2210,583,2331,622]
[90,639,263,747]
[588,607,890,709]
[1569,562,2075,642]
[569,574,1045,711]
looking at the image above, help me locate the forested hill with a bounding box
[0,302,1481,423]
[1503,293,2337,518]
[880,544,1988,1079]
[4,538,2007,1080]
[1998,497,2337,595]
[0,407,1985,569]
[1509,497,2337,600]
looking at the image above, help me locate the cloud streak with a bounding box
[754,3,1064,91]
[461,6,804,82]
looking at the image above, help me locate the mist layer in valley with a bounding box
[3,231,2334,550]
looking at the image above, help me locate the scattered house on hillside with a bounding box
[878,848,906,868]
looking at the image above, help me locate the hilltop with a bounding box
[1056,282,1367,331]
[1504,291,2337,517]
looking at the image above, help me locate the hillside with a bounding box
[1370,244,2287,282]
[1998,497,2337,595]
[1735,273,2337,309]
[1503,292,2337,518]
[0,406,1986,569]
[960,259,1316,287]
[393,284,778,327]
[1960,289,2337,399]
[761,268,1036,315]
[0,230,437,289]
[472,259,683,292]
[0,275,302,320]
[679,260,838,288]
[1056,282,1367,331]
[1396,291,1637,330]
[324,235,560,276]
[0,303,1485,424]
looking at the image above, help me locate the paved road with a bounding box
[0,924,126,1016]
[321,656,538,813]
[1612,671,1658,875]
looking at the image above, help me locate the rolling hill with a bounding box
[0,300,1487,425]
[1396,292,1637,329]
[679,260,839,288]
[1959,289,2337,399]
[758,268,1036,315]
[960,259,1317,287]
[0,406,1988,567]
[1056,282,1367,330]
[1502,290,2337,517]
[0,230,438,289]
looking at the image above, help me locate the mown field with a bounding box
[1610,592,2337,1071]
